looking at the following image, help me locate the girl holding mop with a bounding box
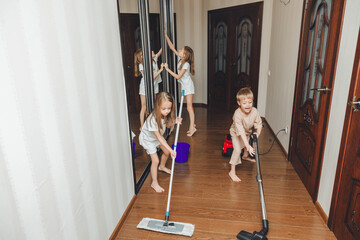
[164,30,197,137]
[139,92,182,192]
[137,90,195,236]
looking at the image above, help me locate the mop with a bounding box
[137,90,195,237]
[237,133,269,240]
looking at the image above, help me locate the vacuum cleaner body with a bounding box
[222,134,233,157]
[222,134,255,160]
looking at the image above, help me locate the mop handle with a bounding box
[252,134,268,221]
[165,90,185,222]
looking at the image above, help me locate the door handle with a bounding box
[348,96,360,112]
[310,86,331,92]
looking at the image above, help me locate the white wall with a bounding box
[265,0,304,150]
[318,0,360,216]
[118,0,160,13]
[0,0,134,239]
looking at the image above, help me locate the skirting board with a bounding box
[193,103,207,108]
[262,118,288,159]
[109,194,137,239]
[315,201,328,224]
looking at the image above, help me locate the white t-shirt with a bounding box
[177,58,194,95]
[139,63,145,95]
[139,113,166,154]
[153,55,162,85]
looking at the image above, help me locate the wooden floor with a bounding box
[116,107,336,240]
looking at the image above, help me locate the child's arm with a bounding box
[164,63,186,80]
[155,48,162,58]
[153,64,164,80]
[255,127,262,137]
[165,30,179,57]
[153,131,176,158]
[240,133,255,156]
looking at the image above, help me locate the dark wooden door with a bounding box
[329,29,360,240]
[119,14,161,113]
[289,0,345,201]
[208,3,263,111]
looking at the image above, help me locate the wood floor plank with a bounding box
[114,107,336,239]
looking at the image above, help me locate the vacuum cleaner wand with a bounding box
[237,134,269,240]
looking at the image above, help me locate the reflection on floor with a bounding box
[117,106,336,239]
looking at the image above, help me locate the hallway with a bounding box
[115,107,336,239]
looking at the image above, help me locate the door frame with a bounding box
[207,2,263,110]
[288,0,346,202]
[328,28,360,230]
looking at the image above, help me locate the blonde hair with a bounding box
[152,92,176,132]
[178,46,195,75]
[236,87,254,102]
[134,48,143,77]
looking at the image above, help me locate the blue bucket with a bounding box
[172,142,190,163]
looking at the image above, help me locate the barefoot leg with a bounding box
[158,145,171,174]
[185,95,196,136]
[242,150,256,162]
[139,95,146,129]
[149,153,164,192]
[229,164,241,182]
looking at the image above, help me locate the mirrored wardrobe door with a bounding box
[118,0,163,193]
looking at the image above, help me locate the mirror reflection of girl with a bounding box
[139,92,182,192]
[152,48,162,96]
[134,48,164,129]
[164,30,196,136]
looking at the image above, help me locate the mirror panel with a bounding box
[118,0,175,193]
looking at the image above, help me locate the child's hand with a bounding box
[164,29,167,37]
[176,117,182,124]
[160,63,164,70]
[170,149,176,159]
[246,145,255,157]
[164,63,168,69]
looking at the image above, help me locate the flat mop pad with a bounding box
[137,217,195,237]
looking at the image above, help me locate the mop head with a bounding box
[137,217,195,237]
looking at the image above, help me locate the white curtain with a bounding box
[0,0,134,239]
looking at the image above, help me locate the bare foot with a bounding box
[187,128,197,137]
[229,172,241,182]
[151,183,165,193]
[242,156,256,162]
[158,166,171,174]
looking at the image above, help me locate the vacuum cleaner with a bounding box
[237,133,269,240]
[222,134,233,157]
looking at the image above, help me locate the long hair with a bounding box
[151,92,175,133]
[134,48,143,77]
[178,46,195,75]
